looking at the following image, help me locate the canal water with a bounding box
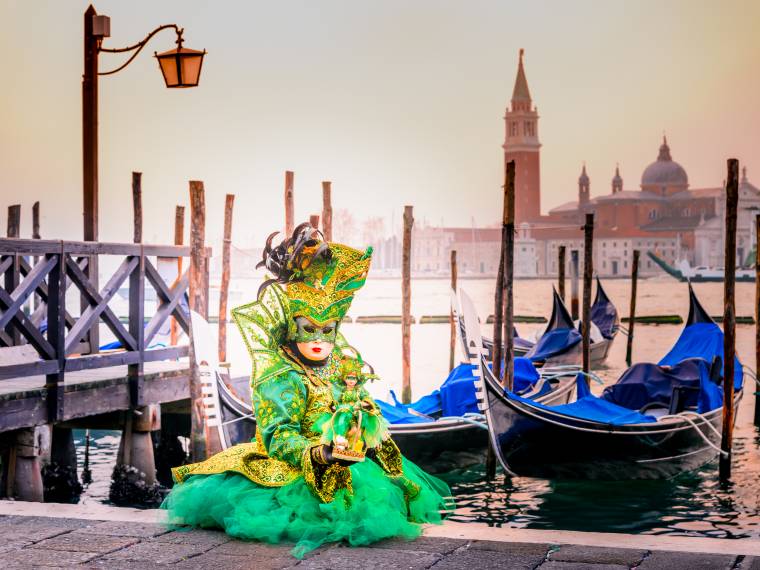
[74,276,760,539]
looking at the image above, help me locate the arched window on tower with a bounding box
[510,122,518,137]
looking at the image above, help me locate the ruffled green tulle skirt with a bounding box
[161,457,452,558]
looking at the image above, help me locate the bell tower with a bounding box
[503,49,541,224]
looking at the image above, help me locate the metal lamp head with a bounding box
[154,31,206,88]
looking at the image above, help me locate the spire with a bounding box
[511,48,532,103]
[657,135,672,161]
[612,163,623,194]
[578,163,589,184]
[741,166,748,184]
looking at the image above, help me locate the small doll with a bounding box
[315,356,389,462]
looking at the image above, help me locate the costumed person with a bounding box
[162,223,452,557]
[315,355,390,461]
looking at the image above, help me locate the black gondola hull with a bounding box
[483,373,740,479]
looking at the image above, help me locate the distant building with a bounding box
[501,50,760,277]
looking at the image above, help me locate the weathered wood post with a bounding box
[32,202,40,239]
[401,205,413,404]
[7,205,20,238]
[219,194,235,363]
[171,205,185,346]
[581,214,594,376]
[32,201,41,310]
[11,427,46,502]
[558,245,566,302]
[310,214,320,230]
[189,181,209,460]
[493,202,506,380]
[625,250,640,367]
[719,159,739,480]
[6,205,21,344]
[132,172,142,243]
[755,214,760,427]
[570,250,580,320]
[449,249,458,371]
[284,171,295,236]
[503,160,516,392]
[322,181,333,241]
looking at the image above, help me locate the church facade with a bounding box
[507,51,759,277]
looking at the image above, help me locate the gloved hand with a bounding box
[310,444,354,467]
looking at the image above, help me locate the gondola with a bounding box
[472,285,744,480]
[480,281,618,367]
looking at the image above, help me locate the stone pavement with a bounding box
[1,514,759,569]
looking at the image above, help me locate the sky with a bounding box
[1,0,759,249]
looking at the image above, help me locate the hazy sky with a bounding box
[1,0,759,249]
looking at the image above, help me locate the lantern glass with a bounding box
[155,46,206,88]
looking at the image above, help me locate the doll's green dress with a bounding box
[161,283,451,558]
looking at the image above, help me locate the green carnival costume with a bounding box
[162,225,451,557]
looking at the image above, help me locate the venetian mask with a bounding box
[293,316,338,362]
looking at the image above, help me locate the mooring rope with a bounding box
[658,411,728,457]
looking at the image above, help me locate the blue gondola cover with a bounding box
[658,322,743,390]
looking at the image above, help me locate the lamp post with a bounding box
[83,4,206,243]
[82,4,205,350]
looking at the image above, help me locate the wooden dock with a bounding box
[0,236,206,503]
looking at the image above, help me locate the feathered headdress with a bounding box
[257,223,372,333]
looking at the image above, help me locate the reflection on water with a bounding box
[73,278,760,537]
[447,430,760,538]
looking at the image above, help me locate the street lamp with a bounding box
[81,4,205,350]
[83,4,206,244]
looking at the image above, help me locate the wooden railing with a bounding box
[0,239,198,422]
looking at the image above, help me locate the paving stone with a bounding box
[637,551,738,570]
[549,545,648,566]
[153,528,231,547]
[298,545,441,569]
[539,562,628,570]
[77,520,171,538]
[471,539,553,557]
[370,536,468,554]
[30,531,139,554]
[1,548,100,567]
[428,549,546,570]
[83,560,174,570]
[1,522,80,542]
[99,540,211,564]
[175,552,298,570]
[740,556,760,570]
[0,539,32,555]
[210,539,297,557]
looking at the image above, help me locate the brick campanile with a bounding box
[503,49,541,224]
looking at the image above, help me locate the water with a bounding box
[74,276,760,538]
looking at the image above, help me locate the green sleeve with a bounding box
[252,371,311,468]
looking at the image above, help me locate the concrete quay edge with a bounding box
[1,500,758,557]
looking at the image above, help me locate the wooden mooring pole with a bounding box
[284,171,295,236]
[189,181,209,460]
[322,181,333,241]
[570,250,580,320]
[171,205,185,346]
[558,245,566,302]
[32,202,40,239]
[755,214,760,427]
[132,172,142,244]
[219,194,235,363]
[581,214,594,376]
[7,205,20,238]
[625,250,640,367]
[401,205,413,404]
[493,197,506,380]
[449,249,458,372]
[503,160,516,392]
[6,205,20,344]
[719,159,739,480]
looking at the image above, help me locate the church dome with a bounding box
[640,137,688,188]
